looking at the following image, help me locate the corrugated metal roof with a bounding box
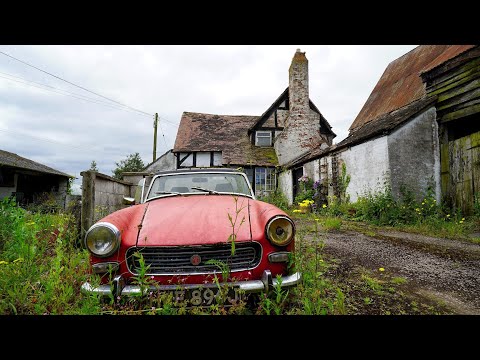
[173,112,278,167]
[0,149,72,178]
[349,45,476,132]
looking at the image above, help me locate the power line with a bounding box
[0,72,152,117]
[0,49,179,148]
[157,118,168,148]
[0,72,174,150]
[0,50,154,117]
[159,116,180,127]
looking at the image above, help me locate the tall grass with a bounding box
[308,184,476,239]
[0,197,100,314]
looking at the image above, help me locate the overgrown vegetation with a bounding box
[0,191,454,315]
[0,197,100,314]
[273,168,479,241]
[2,170,474,314]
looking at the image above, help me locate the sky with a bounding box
[0,45,417,185]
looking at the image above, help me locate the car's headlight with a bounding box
[266,216,295,247]
[85,222,121,257]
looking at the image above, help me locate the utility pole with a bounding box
[153,113,158,163]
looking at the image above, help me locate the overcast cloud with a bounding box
[0,45,417,184]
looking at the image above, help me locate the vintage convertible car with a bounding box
[81,168,301,306]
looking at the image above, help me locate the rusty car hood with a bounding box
[137,195,252,246]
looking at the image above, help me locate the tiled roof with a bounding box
[349,45,476,132]
[173,112,278,167]
[0,149,71,177]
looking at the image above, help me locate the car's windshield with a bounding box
[145,172,253,201]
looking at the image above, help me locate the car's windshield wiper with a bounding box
[191,187,218,195]
[155,191,184,196]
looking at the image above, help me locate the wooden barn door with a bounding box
[449,132,480,215]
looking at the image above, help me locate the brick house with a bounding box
[169,49,336,198]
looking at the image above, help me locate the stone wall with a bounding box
[144,150,176,172]
[278,169,293,205]
[388,107,440,202]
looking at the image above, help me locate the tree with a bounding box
[90,160,99,172]
[112,152,145,179]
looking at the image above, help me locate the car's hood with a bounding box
[137,195,252,246]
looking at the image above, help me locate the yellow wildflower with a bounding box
[314,218,320,221]
[379,268,385,272]
[292,209,301,213]
[322,204,327,208]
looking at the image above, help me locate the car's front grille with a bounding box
[126,242,262,275]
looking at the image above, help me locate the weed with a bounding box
[391,277,407,285]
[321,217,342,231]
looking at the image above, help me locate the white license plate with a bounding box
[173,286,245,307]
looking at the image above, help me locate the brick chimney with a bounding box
[275,49,322,165]
[289,49,309,118]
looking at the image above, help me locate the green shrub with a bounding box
[259,190,290,210]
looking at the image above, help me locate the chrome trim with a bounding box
[262,270,273,293]
[84,222,121,258]
[81,282,112,296]
[144,170,255,202]
[265,215,295,247]
[140,177,146,204]
[80,271,302,297]
[92,262,120,274]
[113,275,124,300]
[268,252,291,263]
[124,241,263,276]
[272,272,301,288]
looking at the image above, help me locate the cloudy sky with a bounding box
[0,45,417,184]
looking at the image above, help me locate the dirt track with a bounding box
[307,228,480,314]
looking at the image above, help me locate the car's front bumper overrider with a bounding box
[81,270,302,298]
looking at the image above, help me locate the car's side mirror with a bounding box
[123,196,135,205]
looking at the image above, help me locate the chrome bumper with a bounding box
[81,270,302,298]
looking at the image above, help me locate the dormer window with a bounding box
[255,131,272,147]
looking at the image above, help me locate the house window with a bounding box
[213,152,222,166]
[255,167,276,196]
[255,131,272,147]
[196,152,210,167]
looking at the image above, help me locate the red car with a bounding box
[81,168,301,306]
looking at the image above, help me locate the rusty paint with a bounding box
[349,45,475,133]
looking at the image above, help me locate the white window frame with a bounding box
[255,167,276,196]
[255,131,272,147]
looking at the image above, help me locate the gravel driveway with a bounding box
[310,229,480,314]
